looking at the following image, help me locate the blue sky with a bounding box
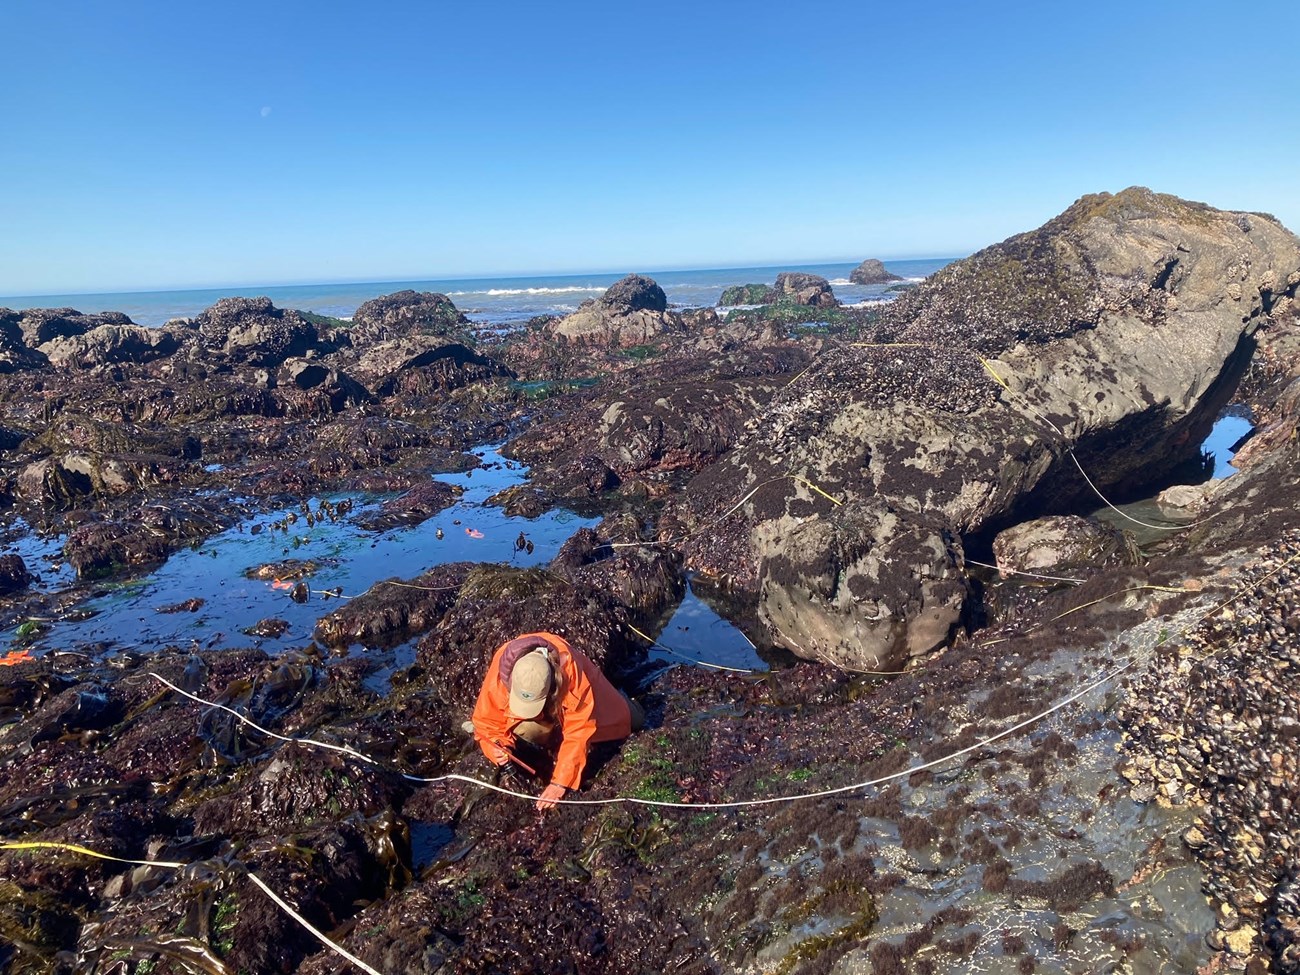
[2,0,1297,296]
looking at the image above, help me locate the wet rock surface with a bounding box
[1120,529,1300,971]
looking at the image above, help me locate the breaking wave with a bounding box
[445,285,606,297]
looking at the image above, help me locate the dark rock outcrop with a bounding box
[600,274,667,313]
[849,258,903,285]
[0,554,32,594]
[673,187,1300,671]
[62,500,233,577]
[416,565,641,713]
[550,513,684,615]
[347,336,512,398]
[349,290,471,344]
[13,308,133,348]
[0,309,49,373]
[504,346,813,493]
[194,296,319,366]
[0,426,28,453]
[774,271,839,308]
[353,479,462,532]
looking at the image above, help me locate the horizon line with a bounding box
[0,254,961,303]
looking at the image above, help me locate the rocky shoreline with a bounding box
[2,187,1299,974]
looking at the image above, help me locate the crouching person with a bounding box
[469,631,644,811]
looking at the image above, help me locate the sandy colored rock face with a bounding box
[992,514,1138,576]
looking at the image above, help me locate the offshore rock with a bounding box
[599,273,667,313]
[550,274,683,347]
[718,283,779,305]
[674,187,1300,671]
[849,258,904,285]
[774,271,839,307]
[193,296,319,366]
[349,290,472,344]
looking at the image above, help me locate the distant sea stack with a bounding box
[718,272,838,308]
[849,258,903,285]
[550,274,681,346]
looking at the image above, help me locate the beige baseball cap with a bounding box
[509,649,552,718]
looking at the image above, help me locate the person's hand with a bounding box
[535,783,566,811]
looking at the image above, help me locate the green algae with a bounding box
[719,284,777,305]
[771,880,879,975]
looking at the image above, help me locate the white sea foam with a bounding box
[445,285,605,298]
[829,278,852,286]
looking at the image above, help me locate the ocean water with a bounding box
[0,259,952,328]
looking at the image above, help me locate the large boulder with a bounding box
[347,335,511,397]
[193,296,318,366]
[40,323,180,369]
[349,290,471,344]
[718,283,779,306]
[12,308,133,348]
[774,272,839,308]
[992,514,1139,578]
[599,274,667,313]
[673,187,1300,672]
[849,258,903,285]
[758,502,968,670]
[0,309,50,372]
[550,275,682,347]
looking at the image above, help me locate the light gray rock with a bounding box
[550,275,683,347]
[40,323,179,369]
[992,514,1139,577]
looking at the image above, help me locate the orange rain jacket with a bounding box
[472,631,632,791]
